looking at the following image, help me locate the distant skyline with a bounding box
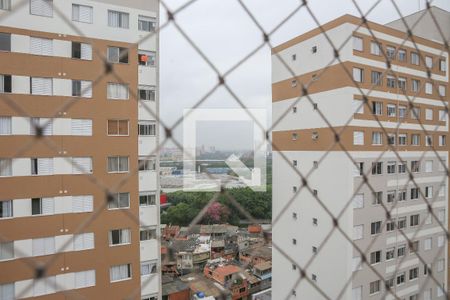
[160,0,450,150]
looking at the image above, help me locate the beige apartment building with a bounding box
[272,9,449,300]
[0,0,160,299]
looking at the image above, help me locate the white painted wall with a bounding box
[139,206,158,227]
[139,171,157,191]
[138,136,157,156]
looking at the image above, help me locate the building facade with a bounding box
[272,13,448,300]
[0,0,160,299]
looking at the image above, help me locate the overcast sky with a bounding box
[159,0,450,151]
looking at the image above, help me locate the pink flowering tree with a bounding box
[203,202,230,224]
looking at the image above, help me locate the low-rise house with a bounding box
[203,261,249,300]
[239,246,272,267]
[180,273,232,300]
[162,275,190,300]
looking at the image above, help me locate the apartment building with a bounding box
[272,11,448,300]
[0,0,160,299]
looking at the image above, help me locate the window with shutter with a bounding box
[72,4,93,23]
[31,77,53,95]
[37,158,53,175]
[108,10,129,29]
[30,0,53,17]
[0,33,10,52]
[107,83,128,100]
[0,117,11,135]
[0,283,14,300]
[72,157,92,174]
[42,197,54,214]
[71,119,92,136]
[30,37,53,56]
[0,74,12,93]
[0,241,14,260]
[0,159,12,177]
[0,0,11,10]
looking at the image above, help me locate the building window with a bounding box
[110,264,131,282]
[370,42,381,56]
[386,220,395,232]
[370,221,381,235]
[411,52,420,65]
[386,46,395,60]
[386,76,396,88]
[0,283,14,299]
[0,117,11,135]
[107,156,129,173]
[411,160,420,173]
[425,82,433,95]
[398,105,407,118]
[107,46,128,64]
[139,193,156,206]
[425,108,433,120]
[371,71,382,86]
[109,229,130,246]
[412,79,420,92]
[311,46,317,53]
[72,80,92,98]
[398,49,406,61]
[291,54,296,61]
[371,162,382,175]
[439,85,446,97]
[371,101,382,115]
[369,280,380,294]
[386,190,395,203]
[352,194,364,209]
[398,162,406,174]
[425,135,432,146]
[108,192,130,209]
[386,248,395,260]
[353,131,364,145]
[425,186,433,198]
[32,236,55,256]
[353,225,363,240]
[72,195,93,213]
[140,228,157,241]
[141,261,157,276]
[398,190,406,201]
[31,197,54,215]
[425,56,433,68]
[138,122,156,136]
[138,15,156,32]
[438,209,445,222]
[30,77,53,95]
[411,107,420,120]
[437,259,445,272]
[139,157,156,171]
[352,68,363,83]
[398,134,407,145]
[372,132,382,145]
[410,214,419,226]
[0,0,11,10]
[0,74,12,93]
[409,267,419,280]
[30,37,53,56]
[387,134,395,145]
[107,120,129,136]
[0,32,10,52]
[138,50,156,66]
[0,241,13,260]
[107,83,129,100]
[397,244,406,256]
[438,235,444,247]
[108,10,129,29]
[30,0,53,17]
[353,36,363,51]
[31,158,54,175]
[72,4,93,23]
[387,104,396,117]
[410,188,419,200]
[439,59,446,72]
[0,159,12,177]
[397,272,405,285]
[71,119,92,136]
[424,237,432,250]
[409,240,419,254]
[0,200,13,218]
[372,191,382,205]
[139,85,156,101]
[398,77,406,90]
[411,134,420,146]
[398,217,406,229]
[72,42,92,60]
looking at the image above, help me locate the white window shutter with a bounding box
[32,238,45,256]
[40,118,53,135]
[78,5,92,23]
[72,157,92,174]
[84,233,94,249]
[38,158,53,175]
[33,278,46,296]
[81,81,92,98]
[42,197,54,214]
[71,119,92,136]
[72,196,83,213]
[353,225,363,240]
[425,161,433,173]
[83,195,93,212]
[73,234,84,250]
[44,237,55,255]
[352,99,363,114]
[0,117,11,135]
[80,43,92,60]
[353,131,364,145]
[86,270,95,287]
[30,37,42,54]
[352,194,364,209]
[32,78,52,95]
[75,271,86,288]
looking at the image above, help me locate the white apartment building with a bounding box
[0,0,160,299]
[272,12,448,300]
